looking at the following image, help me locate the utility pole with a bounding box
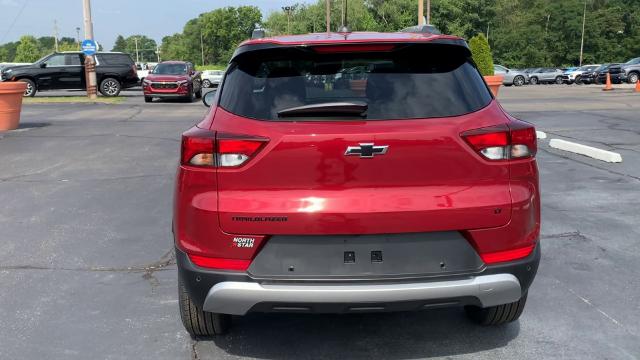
[282,6,295,34]
[426,0,431,25]
[326,0,331,33]
[156,45,161,62]
[579,0,586,66]
[418,0,424,25]
[53,20,59,52]
[134,37,139,63]
[486,23,490,42]
[200,31,205,66]
[76,27,81,50]
[82,0,97,99]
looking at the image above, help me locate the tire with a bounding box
[20,78,37,97]
[202,79,211,88]
[555,76,563,85]
[513,76,525,87]
[529,77,538,85]
[628,72,639,84]
[144,96,153,103]
[100,78,122,97]
[178,277,230,337]
[574,76,582,85]
[466,292,528,326]
[185,87,196,103]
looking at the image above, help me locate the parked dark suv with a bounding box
[174,31,540,336]
[0,52,138,97]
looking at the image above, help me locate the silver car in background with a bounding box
[528,68,565,85]
[494,65,528,86]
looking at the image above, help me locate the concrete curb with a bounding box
[549,139,622,163]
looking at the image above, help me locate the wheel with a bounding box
[100,78,122,97]
[144,96,153,103]
[20,78,37,97]
[574,76,582,85]
[513,76,525,87]
[627,72,638,84]
[529,77,538,85]
[466,292,528,326]
[555,76,563,85]
[202,79,211,88]
[179,277,230,337]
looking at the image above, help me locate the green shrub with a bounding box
[469,34,494,76]
[196,64,226,71]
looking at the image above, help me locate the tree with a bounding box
[470,34,494,76]
[14,36,41,63]
[112,35,127,52]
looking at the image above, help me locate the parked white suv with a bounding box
[201,70,224,88]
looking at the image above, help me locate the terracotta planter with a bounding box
[483,75,504,97]
[0,81,27,131]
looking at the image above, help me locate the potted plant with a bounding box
[469,34,503,96]
[0,81,28,131]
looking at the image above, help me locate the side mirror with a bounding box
[506,69,510,73]
[40,63,47,68]
[202,90,216,107]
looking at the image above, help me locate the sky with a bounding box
[0,0,312,49]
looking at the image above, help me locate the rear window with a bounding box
[219,44,492,121]
[98,53,134,66]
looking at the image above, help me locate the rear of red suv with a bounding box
[173,32,540,336]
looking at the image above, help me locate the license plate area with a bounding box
[248,232,483,279]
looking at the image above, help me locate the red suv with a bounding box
[174,32,540,336]
[142,61,202,102]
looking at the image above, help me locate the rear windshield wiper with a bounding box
[277,101,368,118]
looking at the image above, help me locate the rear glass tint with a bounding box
[219,44,492,121]
[98,53,134,66]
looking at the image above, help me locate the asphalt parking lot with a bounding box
[1,85,639,359]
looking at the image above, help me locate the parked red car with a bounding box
[142,61,202,102]
[174,31,540,336]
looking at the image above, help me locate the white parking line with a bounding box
[549,139,623,163]
[536,131,547,139]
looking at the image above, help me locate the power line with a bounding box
[0,0,30,44]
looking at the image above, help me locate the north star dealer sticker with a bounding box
[233,237,255,248]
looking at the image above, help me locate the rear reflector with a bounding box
[188,254,251,271]
[480,245,535,264]
[461,121,537,161]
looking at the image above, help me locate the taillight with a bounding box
[180,128,268,168]
[181,127,215,167]
[216,134,268,167]
[461,121,537,161]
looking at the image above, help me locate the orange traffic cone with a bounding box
[635,79,640,93]
[603,73,614,91]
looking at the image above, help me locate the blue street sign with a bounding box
[81,39,97,56]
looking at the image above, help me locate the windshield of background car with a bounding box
[153,64,187,75]
[625,58,640,65]
[219,44,492,121]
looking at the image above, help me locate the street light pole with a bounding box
[326,0,331,33]
[418,0,424,26]
[426,0,431,25]
[200,31,205,66]
[82,0,97,99]
[579,0,586,66]
[134,37,139,63]
[76,27,81,50]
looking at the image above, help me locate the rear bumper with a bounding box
[176,242,540,315]
[145,93,188,98]
[203,274,521,315]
